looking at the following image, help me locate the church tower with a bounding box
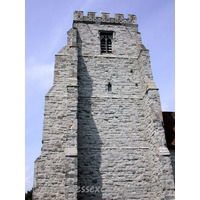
[33,11,175,199]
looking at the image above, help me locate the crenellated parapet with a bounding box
[73,11,137,26]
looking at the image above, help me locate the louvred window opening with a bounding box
[100,32,113,53]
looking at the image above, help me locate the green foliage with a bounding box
[25,189,32,200]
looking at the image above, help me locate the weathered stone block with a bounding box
[65,148,77,157]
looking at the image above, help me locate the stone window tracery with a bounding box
[100,32,113,53]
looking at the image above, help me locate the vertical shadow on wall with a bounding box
[162,112,175,180]
[77,31,103,200]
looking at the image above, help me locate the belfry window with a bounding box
[100,32,113,53]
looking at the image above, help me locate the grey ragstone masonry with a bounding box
[33,11,175,199]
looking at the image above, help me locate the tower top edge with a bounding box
[73,11,137,25]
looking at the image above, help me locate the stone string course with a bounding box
[33,11,175,199]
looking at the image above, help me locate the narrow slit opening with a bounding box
[108,83,112,92]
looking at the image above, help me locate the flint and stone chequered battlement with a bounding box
[73,11,137,25]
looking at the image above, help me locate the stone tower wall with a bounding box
[33,28,79,199]
[33,11,175,200]
[74,11,174,199]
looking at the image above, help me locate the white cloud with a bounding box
[25,166,33,192]
[80,0,93,10]
[26,59,54,91]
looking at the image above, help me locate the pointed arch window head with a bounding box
[100,32,113,54]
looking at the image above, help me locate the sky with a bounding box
[25,0,175,192]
